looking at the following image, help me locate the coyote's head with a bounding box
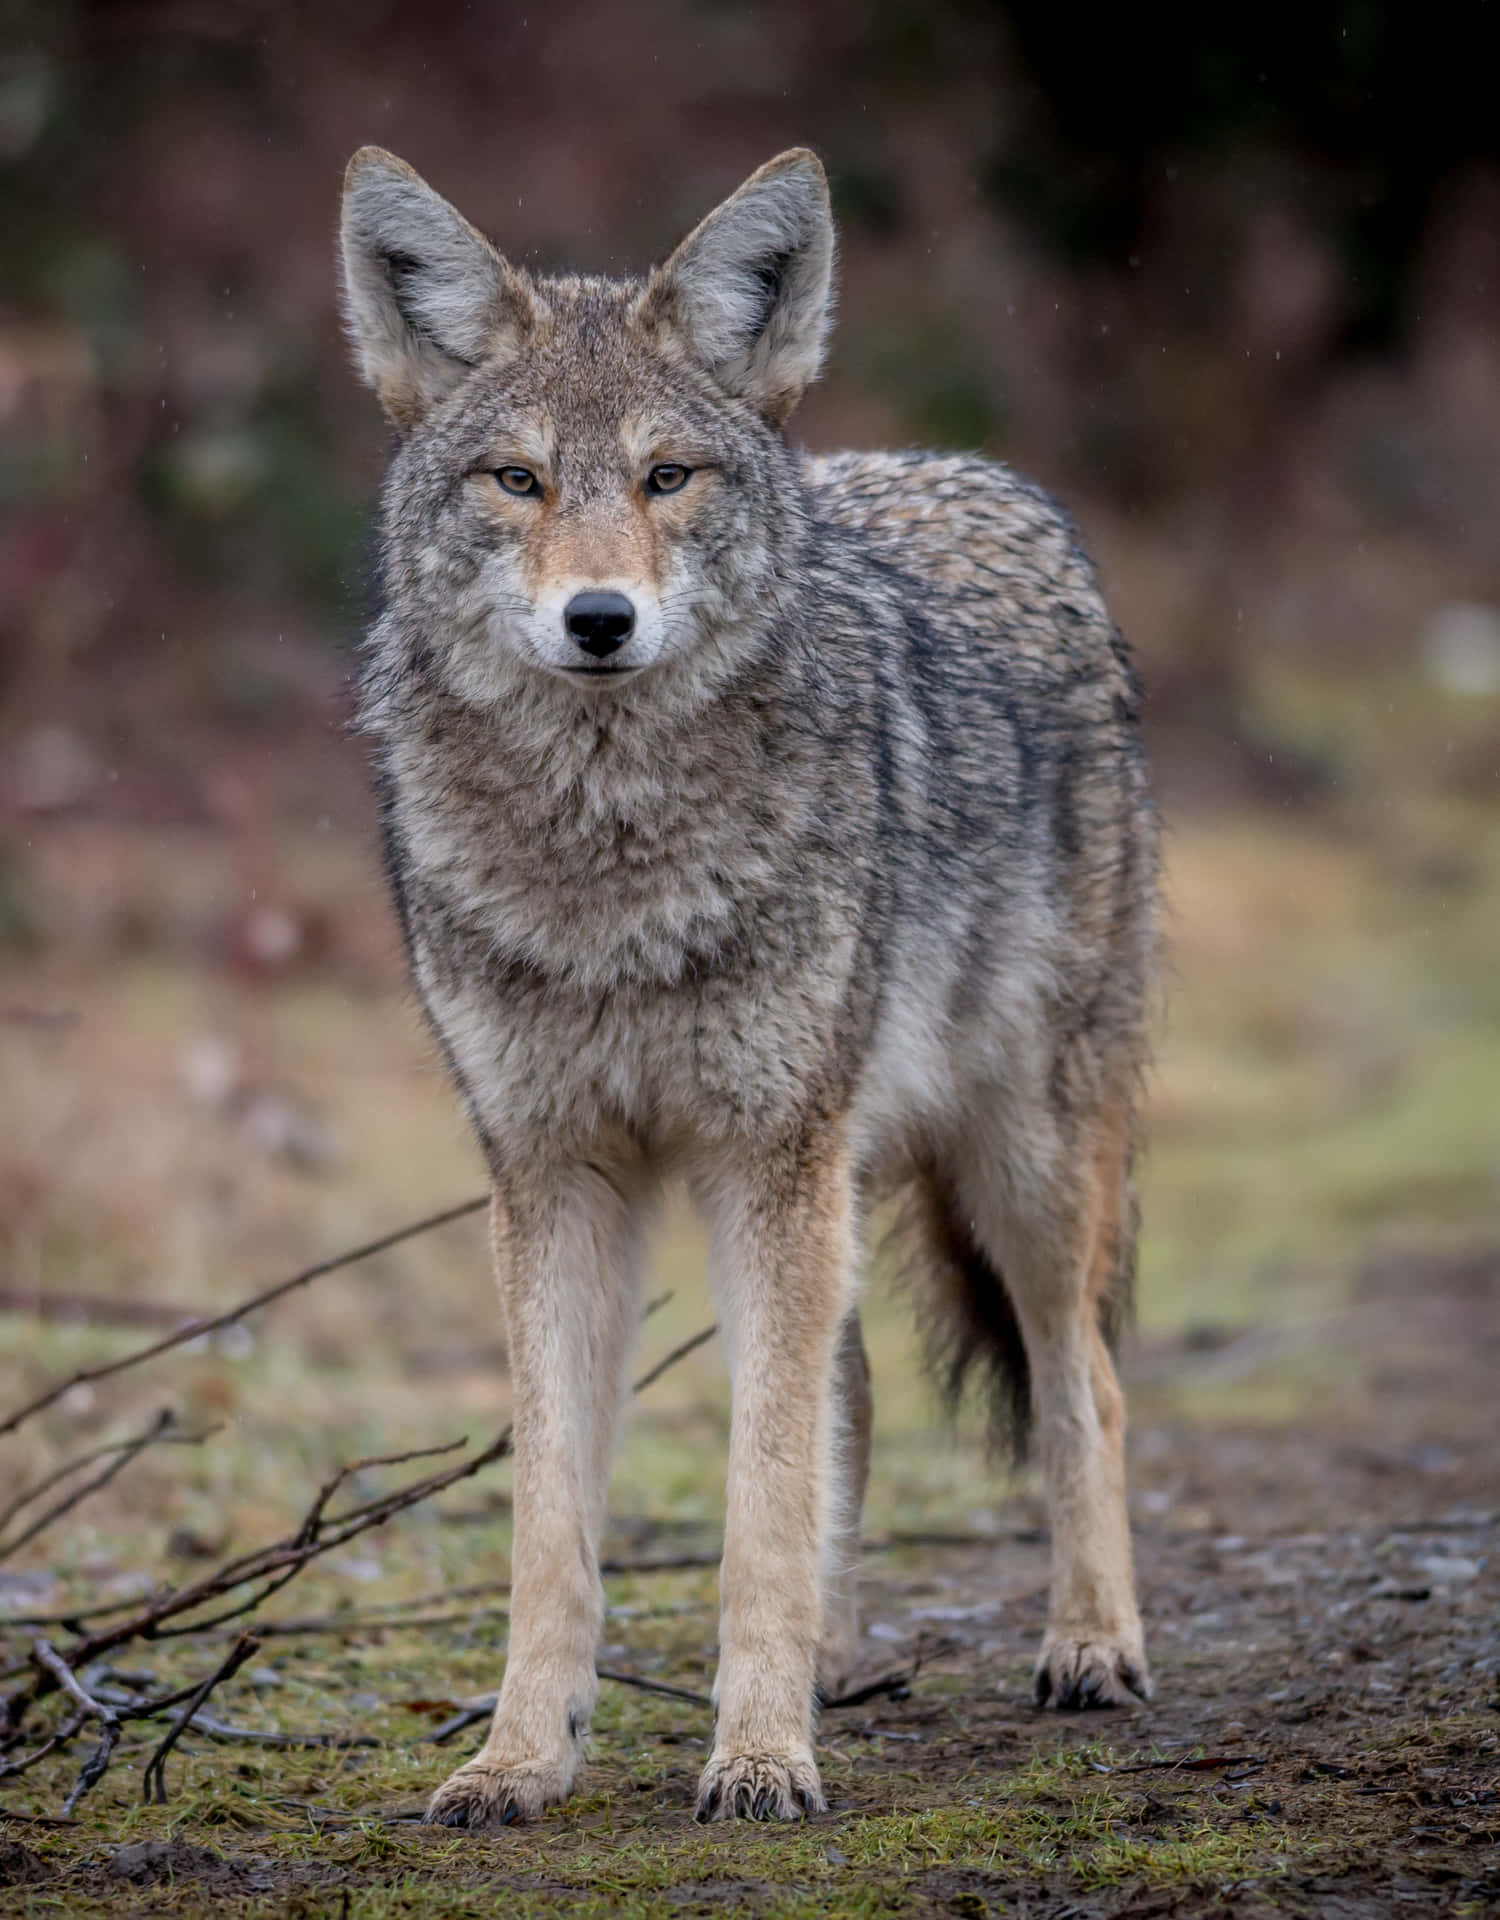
[341,148,834,702]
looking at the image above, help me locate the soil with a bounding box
[2,1252,1496,1918]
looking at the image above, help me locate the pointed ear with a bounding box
[339,147,532,430]
[638,149,835,424]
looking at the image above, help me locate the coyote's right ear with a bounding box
[339,148,532,431]
[639,149,835,425]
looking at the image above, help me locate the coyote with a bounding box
[340,145,1157,1827]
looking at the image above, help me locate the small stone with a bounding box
[1413,1554,1482,1584]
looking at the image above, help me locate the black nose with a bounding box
[564,591,636,658]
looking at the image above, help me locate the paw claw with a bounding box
[1033,1633,1151,1712]
[696,1750,824,1823]
[424,1757,573,1830]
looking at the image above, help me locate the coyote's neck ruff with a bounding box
[343,146,1157,1829]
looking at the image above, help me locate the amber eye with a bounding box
[645,463,692,495]
[495,466,541,497]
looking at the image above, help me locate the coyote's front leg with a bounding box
[426,1161,646,1828]
[694,1119,856,1822]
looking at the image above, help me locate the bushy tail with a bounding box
[904,1169,1034,1466]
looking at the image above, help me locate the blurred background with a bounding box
[2,1,1498,1593]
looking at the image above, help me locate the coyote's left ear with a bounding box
[639,149,834,425]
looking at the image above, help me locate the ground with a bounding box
[1,658,1498,1916]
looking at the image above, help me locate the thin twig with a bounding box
[1093,1752,1268,1777]
[820,1634,957,1712]
[820,1668,916,1710]
[292,1439,470,1546]
[0,1413,220,1563]
[0,1708,86,1777]
[161,1710,379,1752]
[0,1302,709,1778]
[32,1640,121,1816]
[426,1703,492,1744]
[629,1323,717,1395]
[141,1631,261,1804]
[0,1415,215,1540]
[602,1551,720,1576]
[31,1641,117,1727]
[0,1549,722,1636]
[597,1667,712,1707]
[426,1664,713,1744]
[0,1196,489,1437]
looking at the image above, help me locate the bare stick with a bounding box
[141,1631,261,1805]
[819,1635,957,1712]
[0,1195,488,1436]
[31,1640,118,1728]
[3,1308,710,1735]
[819,1668,916,1710]
[0,1550,720,1635]
[630,1322,716,1395]
[168,1712,379,1751]
[291,1438,470,1546]
[0,1304,715,1814]
[0,1413,220,1563]
[32,1640,120,1816]
[427,1665,712,1744]
[0,1708,86,1778]
[597,1668,712,1708]
[0,1414,216,1540]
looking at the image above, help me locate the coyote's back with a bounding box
[340,143,1158,1831]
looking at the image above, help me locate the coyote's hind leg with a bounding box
[952,1098,1149,1710]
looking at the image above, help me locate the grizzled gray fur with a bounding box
[341,145,1158,1831]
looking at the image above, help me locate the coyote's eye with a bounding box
[495,466,541,497]
[645,463,692,496]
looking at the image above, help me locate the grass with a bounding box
[2,1726,1307,1918]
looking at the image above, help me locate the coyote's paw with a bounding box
[425,1755,574,1829]
[695,1748,825,1822]
[1034,1632,1151,1710]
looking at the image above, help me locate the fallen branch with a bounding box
[427,1665,714,1745]
[32,1640,120,1816]
[141,1631,261,1804]
[167,1711,381,1753]
[820,1667,917,1710]
[597,1668,712,1708]
[628,1323,717,1395]
[0,1412,218,1563]
[0,1195,489,1437]
[0,1304,716,1812]
[823,1634,955,1714]
[1091,1752,1268,1777]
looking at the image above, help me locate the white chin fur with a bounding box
[515,585,668,679]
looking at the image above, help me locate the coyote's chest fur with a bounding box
[385,675,866,1152]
